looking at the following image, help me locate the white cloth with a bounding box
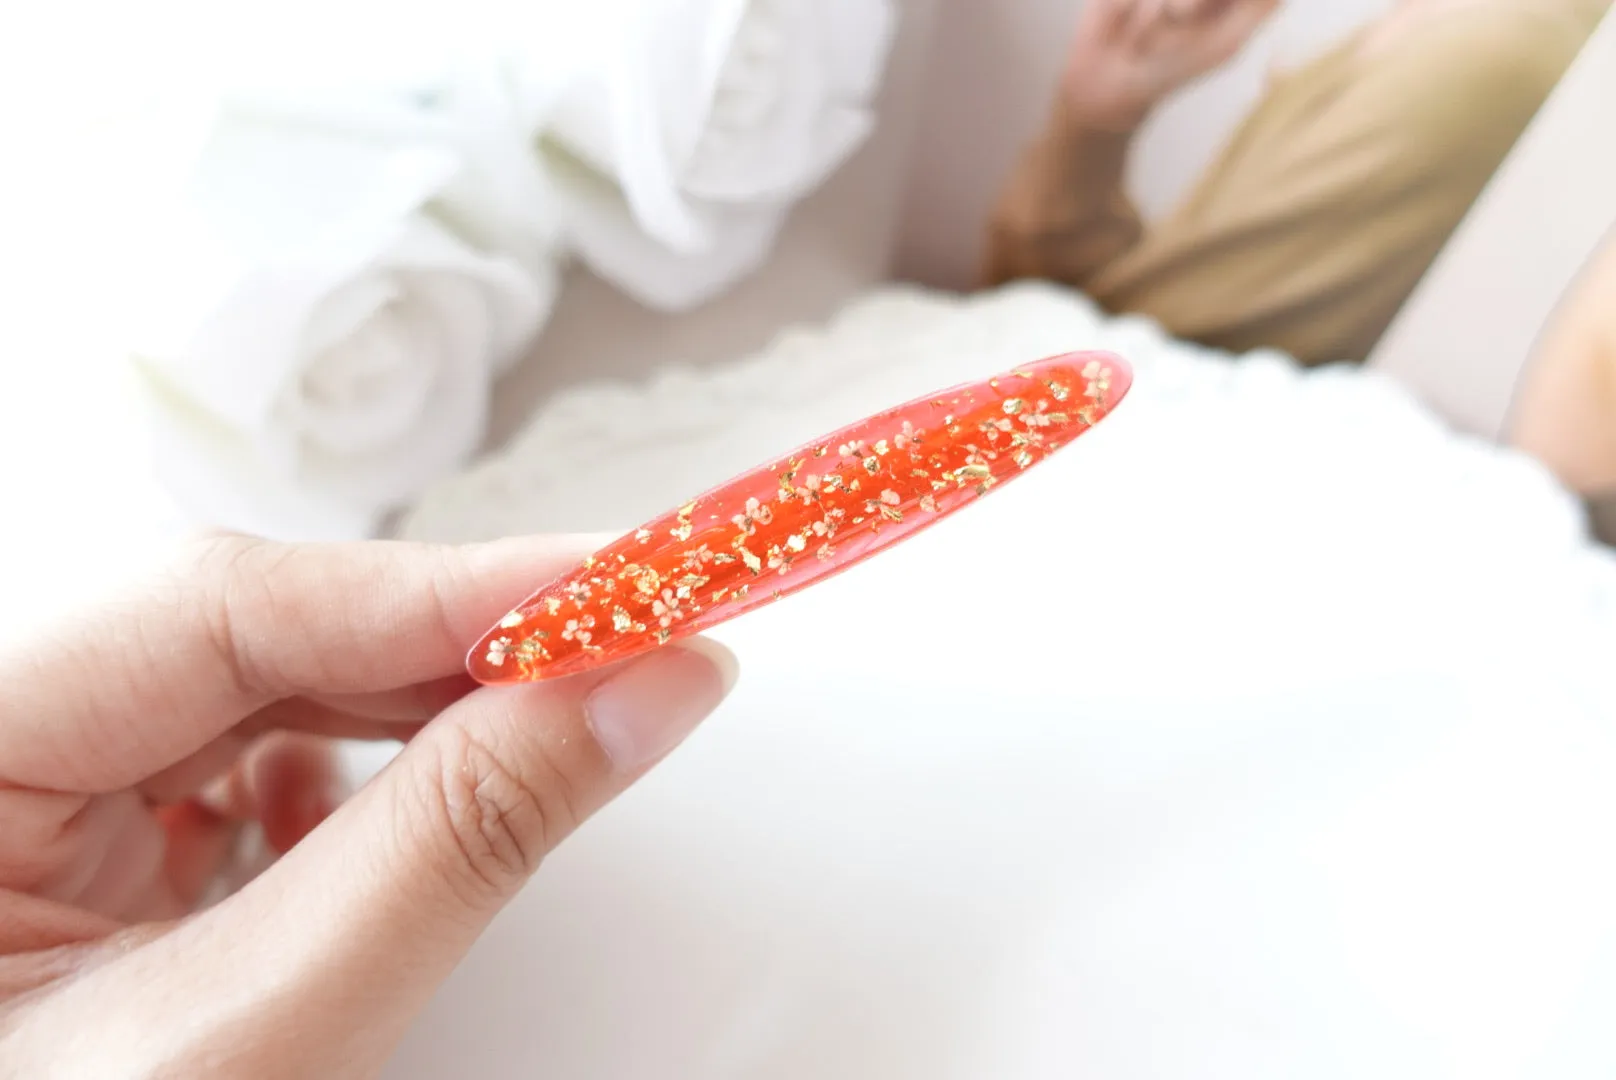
[538,0,896,310]
[384,283,1616,1077]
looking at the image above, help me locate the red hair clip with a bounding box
[468,351,1132,683]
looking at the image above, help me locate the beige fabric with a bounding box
[984,4,1603,366]
[1370,6,1616,439]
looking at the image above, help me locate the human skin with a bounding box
[1058,0,1282,132]
[1058,0,1616,497]
[1058,0,1560,132]
[0,534,737,1076]
[1510,231,1616,495]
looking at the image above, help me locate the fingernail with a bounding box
[463,532,625,575]
[585,637,739,772]
[467,352,1132,684]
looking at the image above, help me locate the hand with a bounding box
[1061,0,1280,131]
[0,535,738,1075]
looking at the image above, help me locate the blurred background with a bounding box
[899,0,1400,282]
[4,0,1609,605]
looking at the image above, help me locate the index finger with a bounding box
[0,534,595,794]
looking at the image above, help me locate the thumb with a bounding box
[84,638,738,1075]
[344,634,740,912]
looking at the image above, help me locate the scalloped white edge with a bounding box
[399,282,1232,541]
[396,280,1591,548]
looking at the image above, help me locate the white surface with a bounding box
[388,283,1616,1076]
[1368,7,1616,440]
[540,0,898,311]
[0,361,191,643]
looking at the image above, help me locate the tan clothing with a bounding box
[985,6,1605,365]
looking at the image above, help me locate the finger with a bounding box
[1,784,209,924]
[303,672,481,723]
[1122,0,1166,38]
[1090,0,1138,39]
[0,788,169,921]
[152,734,345,914]
[0,533,607,794]
[239,700,422,744]
[253,734,345,854]
[1206,0,1277,58]
[138,731,250,807]
[1214,0,1278,34]
[137,700,408,806]
[0,889,122,955]
[156,799,241,912]
[194,732,345,854]
[138,638,738,1073]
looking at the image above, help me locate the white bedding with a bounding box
[382,283,1616,1077]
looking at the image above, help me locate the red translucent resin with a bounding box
[468,351,1132,683]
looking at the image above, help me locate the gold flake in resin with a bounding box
[466,351,1131,685]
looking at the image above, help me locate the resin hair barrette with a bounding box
[468,351,1132,683]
